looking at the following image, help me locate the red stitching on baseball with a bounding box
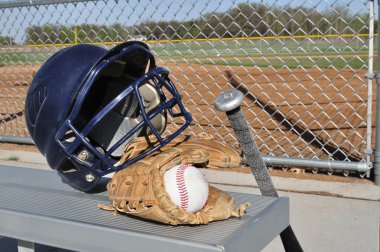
[176,164,191,210]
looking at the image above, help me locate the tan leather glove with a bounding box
[118,133,242,169]
[99,146,250,225]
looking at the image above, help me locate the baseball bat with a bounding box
[214,90,303,252]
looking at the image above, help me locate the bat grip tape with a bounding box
[226,107,278,197]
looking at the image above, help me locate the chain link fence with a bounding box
[0,0,375,175]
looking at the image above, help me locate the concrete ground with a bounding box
[0,150,379,252]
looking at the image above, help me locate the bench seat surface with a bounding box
[0,165,289,252]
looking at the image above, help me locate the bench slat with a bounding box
[0,165,289,252]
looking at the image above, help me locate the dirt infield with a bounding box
[0,65,39,136]
[164,62,371,162]
[0,62,373,164]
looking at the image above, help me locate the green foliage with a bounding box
[26,24,75,44]
[7,156,19,161]
[23,3,374,45]
[0,36,15,45]
[26,23,129,44]
[138,3,372,39]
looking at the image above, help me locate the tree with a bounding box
[0,35,15,45]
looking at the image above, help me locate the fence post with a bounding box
[374,0,380,185]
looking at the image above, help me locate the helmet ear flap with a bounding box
[56,157,102,192]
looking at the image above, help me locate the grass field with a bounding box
[0,51,373,69]
[0,52,51,66]
[0,37,375,69]
[166,52,372,69]
[151,38,374,69]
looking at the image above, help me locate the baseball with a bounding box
[163,164,209,213]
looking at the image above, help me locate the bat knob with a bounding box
[214,90,243,112]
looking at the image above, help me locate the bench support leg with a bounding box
[18,240,35,252]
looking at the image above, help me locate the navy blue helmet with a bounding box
[25,41,192,192]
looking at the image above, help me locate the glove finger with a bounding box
[153,148,182,172]
[179,147,209,164]
[119,135,188,164]
[202,186,250,222]
[119,135,158,164]
[190,139,241,168]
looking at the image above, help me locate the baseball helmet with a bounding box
[25,41,192,192]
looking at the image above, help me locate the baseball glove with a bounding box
[99,146,250,225]
[118,133,242,169]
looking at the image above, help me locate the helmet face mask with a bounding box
[89,81,166,157]
[25,41,192,191]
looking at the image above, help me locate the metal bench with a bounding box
[0,165,289,252]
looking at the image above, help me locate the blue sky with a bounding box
[0,0,374,43]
